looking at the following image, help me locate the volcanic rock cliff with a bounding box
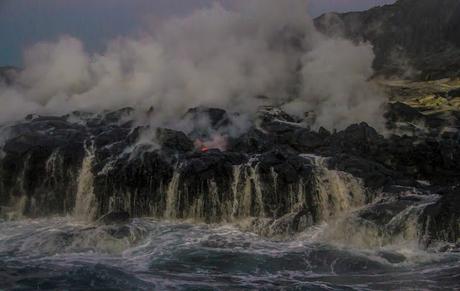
[0,105,459,247]
[1,0,460,251]
[315,0,460,80]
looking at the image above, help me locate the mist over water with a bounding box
[0,0,385,131]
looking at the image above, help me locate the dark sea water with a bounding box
[0,218,459,290]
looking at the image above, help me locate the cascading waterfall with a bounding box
[165,171,181,219]
[59,144,439,249]
[158,153,368,237]
[250,165,266,217]
[159,153,367,232]
[243,154,368,236]
[0,133,457,290]
[164,160,269,223]
[0,154,32,219]
[300,154,366,220]
[206,179,228,221]
[231,164,267,219]
[231,165,243,219]
[45,149,63,187]
[73,142,97,221]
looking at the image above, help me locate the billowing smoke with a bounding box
[0,0,386,131]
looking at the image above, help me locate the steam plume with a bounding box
[0,0,386,131]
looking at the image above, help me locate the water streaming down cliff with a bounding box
[0,139,83,219]
[0,146,368,231]
[154,153,368,237]
[165,171,181,220]
[0,125,449,248]
[301,154,366,219]
[0,115,459,289]
[73,142,97,221]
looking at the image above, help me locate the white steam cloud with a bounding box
[0,0,386,131]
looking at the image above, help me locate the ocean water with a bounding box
[0,218,459,290]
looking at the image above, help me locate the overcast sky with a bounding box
[0,0,396,66]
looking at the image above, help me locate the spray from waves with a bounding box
[1,217,459,290]
[300,192,443,258]
[0,0,386,131]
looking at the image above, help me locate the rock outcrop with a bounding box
[421,188,460,246]
[1,0,459,256]
[0,104,459,246]
[315,0,460,80]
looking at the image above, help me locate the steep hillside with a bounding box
[315,0,460,80]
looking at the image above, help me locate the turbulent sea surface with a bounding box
[0,218,459,290]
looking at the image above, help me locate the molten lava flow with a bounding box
[194,134,228,152]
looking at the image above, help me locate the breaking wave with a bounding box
[0,216,459,290]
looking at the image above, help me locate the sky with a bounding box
[0,0,396,66]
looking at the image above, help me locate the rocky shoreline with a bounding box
[0,103,458,248]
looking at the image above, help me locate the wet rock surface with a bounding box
[420,188,460,245]
[0,105,459,246]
